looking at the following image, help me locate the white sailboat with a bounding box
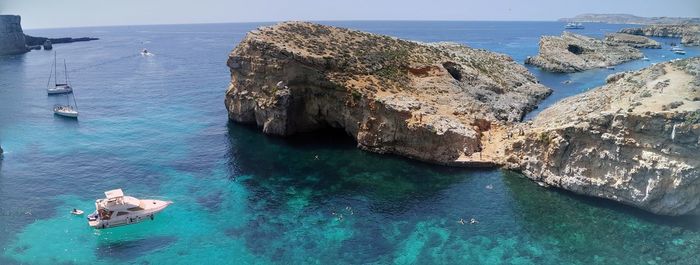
[87,189,172,229]
[47,53,73,94]
[53,59,79,118]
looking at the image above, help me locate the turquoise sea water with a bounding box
[1,21,699,264]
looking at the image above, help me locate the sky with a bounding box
[1,0,699,29]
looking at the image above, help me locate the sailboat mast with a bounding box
[54,52,58,86]
[46,56,55,88]
[63,59,69,85]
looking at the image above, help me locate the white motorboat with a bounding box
[53,104,78,118]
[47,53,73,95]
[673,50,686,55]
[564,22,584,29]
[87,189,172,229]
[671,46,684,52]
[71,209,84,215]
[642,57,650,61]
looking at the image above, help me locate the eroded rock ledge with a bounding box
[620,24,700,46]
[604,33,661,49]
[225,22,551,166]
[505,58,700,216]
[525,32,643,73]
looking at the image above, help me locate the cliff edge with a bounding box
[506,58,700,216]
[225,22,551,166]
[0,15,28,55]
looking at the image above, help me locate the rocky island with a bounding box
[506,58,700,216]
[620,24,700,46]
[226,22,700,216]
[604,33,661,49]
[0,14,98,56]
[525,32,643,73]
[225,22,551,166]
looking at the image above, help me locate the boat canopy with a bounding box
[105,189,124,199]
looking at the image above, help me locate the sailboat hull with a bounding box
[47,88,73,94]
[54,111,78,118]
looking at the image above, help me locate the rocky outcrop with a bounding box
[0,15,28,55]
[506,58,700,216]
[604,33,661,49]
[620,24,700,46]
[24,35,99,46]
[525,32,644,73]
[225,22,551,166]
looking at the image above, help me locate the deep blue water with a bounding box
[1,21,699,264]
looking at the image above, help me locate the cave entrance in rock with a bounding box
[567,44,584,55]
[442,62,463,81]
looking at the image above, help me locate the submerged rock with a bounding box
[604,33,661,49]
[225,22,551,165]
[506,57,700,216]
[0,15,29,56]
[620,24,700,46]
[525,32,643,72]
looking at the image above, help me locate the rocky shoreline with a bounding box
[525,32,643,73]
[226,22,700,216]
[620,24,700,46]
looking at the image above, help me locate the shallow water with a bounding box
[0,21,699,264]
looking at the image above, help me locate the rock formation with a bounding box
[620,24,700,46]
[225,22,700,216]
[24,35,98,46]
[225,22,551,166]
[604,33,661,49]
[525,32,643,72]
[0,15,28,56]
[505,57,700,216]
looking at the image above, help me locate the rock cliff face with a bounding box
[604,33,661,49]
[620,24,700,46]
[0,15,28,56]
[525,32,644,72]
[559,14,700,25]
[225,22,551,165]
[506,58,700,216]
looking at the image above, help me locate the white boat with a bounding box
[564,22,584,29]
[87,189,172,229]
[642,57,650,61]
[53,104,78,118]
[671,46,684,51]
[47,53,73,95]
[71,209,84,215]
[673,50,686,55]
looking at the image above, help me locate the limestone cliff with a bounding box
[0,15,28,56]
[525,32,643,73]
[225,22,551,165]
[620,24,700,46]
[604,33,661,49]
[506,58,700,216]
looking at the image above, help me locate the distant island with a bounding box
[559,13,700,24]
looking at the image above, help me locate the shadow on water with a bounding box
[503,171,700,264]
[224,122,492,261]
[96,236,177,262]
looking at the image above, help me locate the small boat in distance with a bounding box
[141,48,153,56]
[564,22,584,29]
[671,46,684,51]
[642,57,650,61]
[71,208,84,215]
[47,53,73,95]
[674,50,686,55]
[87,189,172,229]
